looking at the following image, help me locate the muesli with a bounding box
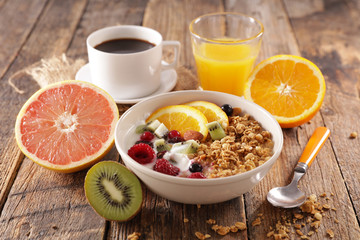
[127,101,274,179]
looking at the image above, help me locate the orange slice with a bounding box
[184,101,229,129]
[244,55,326,128]
[146,105,208,140]
[15,80,119,173]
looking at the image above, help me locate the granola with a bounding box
[267,193,336,239]
[194,114,274,178]
[349,131,358,139]
[204,219,247,237]
[195,232,211,240]
[127,232,141,240]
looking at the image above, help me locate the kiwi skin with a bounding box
[84,161,143,222]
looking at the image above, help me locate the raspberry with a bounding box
[140,131,154,142]
[188,172,206,179]
[127,143,155,164]
[153,158,180,176]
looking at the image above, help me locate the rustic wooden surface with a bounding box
[1,0,360,239]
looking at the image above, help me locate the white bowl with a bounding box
[115,90,283,204]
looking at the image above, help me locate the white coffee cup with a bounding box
[87,25,180,99]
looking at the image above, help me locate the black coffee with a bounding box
[94,38,155,54]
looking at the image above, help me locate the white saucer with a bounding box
[75,63,177,104]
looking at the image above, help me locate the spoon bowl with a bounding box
[267,171,306,208]
[267,127,330,208]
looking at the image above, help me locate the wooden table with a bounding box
[1,0,360,239]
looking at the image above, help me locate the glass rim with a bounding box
[189,12,264,44]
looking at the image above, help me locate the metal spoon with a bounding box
[267,127,330,208]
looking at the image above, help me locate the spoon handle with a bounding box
[298,127,330,167]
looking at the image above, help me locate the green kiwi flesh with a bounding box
[84,161,143,221]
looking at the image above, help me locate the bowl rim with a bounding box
[115,90,283,185]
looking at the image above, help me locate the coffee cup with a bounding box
[87,25,180,99]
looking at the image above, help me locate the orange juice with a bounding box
[194,43,258,96]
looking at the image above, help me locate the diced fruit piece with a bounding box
[147,120,161,132]
[184,100,229,129]
[189,162,203,173]
[127,143,155,164]
[188,172,206,179]
[183,130,204,141]
[84,161,143,221]
[171,140,199,154]
[221,104,233,116]
[140,131,154,142]
[135,124,148,134]
[168,130,181,140]
[146,105,208,140]
[154,123,168,138]
[186,140,200,152]
[154,138,171,152]
[169,153,188,164]
[206,121,226,140]
[153,158,180,176]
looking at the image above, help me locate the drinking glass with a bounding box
[190,13,263,96]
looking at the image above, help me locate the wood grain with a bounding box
[0,0,359,239]
[226,0,360,239]
[285,0,360,237]
[0,0,46,79]
[0,0,97,238]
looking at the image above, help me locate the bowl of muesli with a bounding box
[115,90,283,204]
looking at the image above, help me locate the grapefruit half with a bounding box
[15,80,119,173]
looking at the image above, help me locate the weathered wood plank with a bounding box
[0,0,46,79]
[284,0,360,235]
[67,0,149,60]
[0,0,359,239]
[143,0,223,70]
[0,159,105,239]
[0,0,47,217]
[107,1,248,240]
[227,0,360,239]
[0,0,102,239]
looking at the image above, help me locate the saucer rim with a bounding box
[75,63,178,104]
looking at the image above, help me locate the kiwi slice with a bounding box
[154,138,171,152]
[207,121,226,140]
[171,140,199,154]
[84,161,143,221]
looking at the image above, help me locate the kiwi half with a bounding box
[84,161,143,221]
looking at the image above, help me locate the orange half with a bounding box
[244,55,326,128]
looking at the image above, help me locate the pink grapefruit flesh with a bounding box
[15,80,119,173]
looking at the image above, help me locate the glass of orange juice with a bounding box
[190,13,263,96]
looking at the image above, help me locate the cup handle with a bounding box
[161,41,180,70]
